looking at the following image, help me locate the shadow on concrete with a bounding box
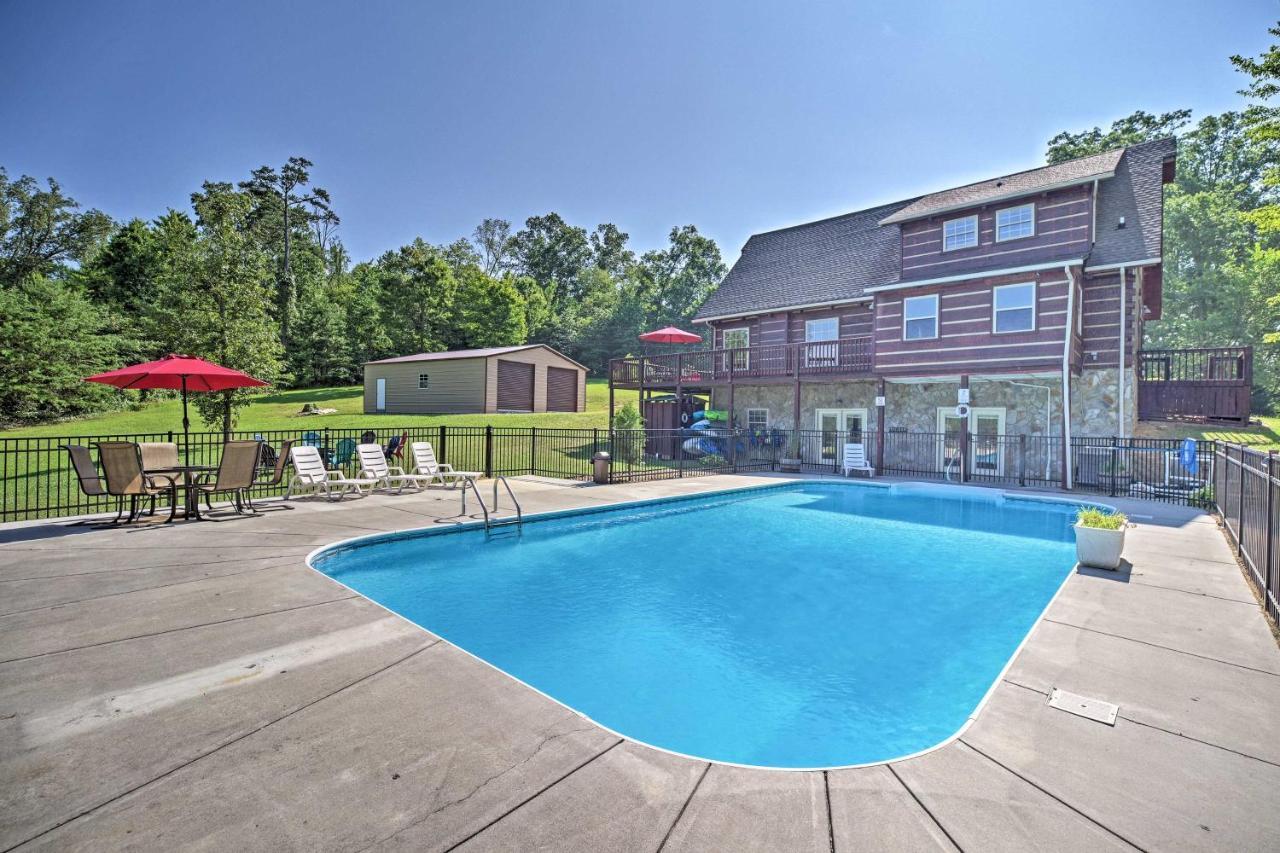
[1075,558,1132,583]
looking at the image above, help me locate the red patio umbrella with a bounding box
[638,326,702,344]
[85,354,268,443]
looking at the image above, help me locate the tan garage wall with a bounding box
[363,358,487,413]
[483,346,586,413]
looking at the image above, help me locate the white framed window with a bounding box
[996,203,1035,241]
[804,317,838,341]
[992,282,1036,333]
[804,317,839,367]
[746,408,769,430]
[418,373,430,389]
[943,215,978,251]
[903,294,939,340]
[722,326,750,370]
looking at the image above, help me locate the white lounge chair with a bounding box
[356,443,435,492]
[409,441,482,488]
[842,442,875,478]
[285,445,376,501]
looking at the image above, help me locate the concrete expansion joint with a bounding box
[957,740,1147,852]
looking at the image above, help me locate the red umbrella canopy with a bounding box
[85,354,267,392]
[638,326,702,344]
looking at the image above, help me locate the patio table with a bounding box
[146,465,216,522]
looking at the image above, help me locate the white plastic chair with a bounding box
[285,445,376,501]
[842,443,875,478]
[409,442,481,488]
[356,443,435,492]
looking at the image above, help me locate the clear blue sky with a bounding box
[1,1,1273,265]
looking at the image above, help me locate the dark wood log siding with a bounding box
[495,359,535,411]
[872,270,1070,376]
[899,185,1093,281]
[1080,270,1140,369]
[545,366,579,411]
[709,304,873,348]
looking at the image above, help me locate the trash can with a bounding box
[592,451,611,484]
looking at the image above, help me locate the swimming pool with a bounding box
[311,482,1085,769]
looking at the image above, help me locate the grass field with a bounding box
[1,380,638,438]
[1135,416,1280,449]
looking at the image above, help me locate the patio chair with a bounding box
[842,442,875,478]
[285,445,376,501]
[96,441,178,523]
[408,441,482,489]
[356,443,435,492]
[191,440,263,519]
[138,441,181,514]
[248,439,295,510]
[384,432,408,461]
[332,437,358,468]
[61,444,115,524]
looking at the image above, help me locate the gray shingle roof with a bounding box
[878,149,1123,225]
[365,345,588,371]
[696,138,1175,322]
[693,200,914,320]
[1088,137,1175,268]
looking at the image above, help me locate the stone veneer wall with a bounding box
[711,369,1135,438]
[1070,367,1138,438]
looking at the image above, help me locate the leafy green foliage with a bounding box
[1045,110,1191,164]
[1076,507,1127,530]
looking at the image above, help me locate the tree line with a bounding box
[0,160,725,428]
[1043,23,1280,411]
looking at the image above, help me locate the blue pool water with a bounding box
[313,482,1081,768]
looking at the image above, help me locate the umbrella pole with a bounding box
[181,376,190,461]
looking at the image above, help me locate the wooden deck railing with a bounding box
[1138,347,1252,424]
[609,337,874,388]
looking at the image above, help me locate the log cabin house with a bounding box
[609,138,1251,487]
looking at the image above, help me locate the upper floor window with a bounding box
[993,282,1036,333]
[903,294,939,340]
[996,203,1035,241]
[805,317,838,341]
[943,215,978,251]
[418,373,430,389]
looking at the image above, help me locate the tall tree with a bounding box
[472,218,513,274]
[1045,110,1191,164]
[239,157,337,348]
[637,225,726,326]
[0,169,113,287]
[376,239,458,355]
[510,213,591,315]
[590,223,635,277]
[177,182,283,433]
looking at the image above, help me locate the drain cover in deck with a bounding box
[1048,688,1118,726]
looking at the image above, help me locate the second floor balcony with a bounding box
[609,337,875,389]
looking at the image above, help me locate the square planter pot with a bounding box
[778,458,803,473]
[1074,523,1126,570]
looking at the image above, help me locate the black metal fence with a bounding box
[1214,444,1280,624]
[0,425,1220,522]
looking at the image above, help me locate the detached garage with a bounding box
[363,345,588,415]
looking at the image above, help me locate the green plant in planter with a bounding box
[700,453,727,467]
[1076,507,1127,529]
[783,434,802,460]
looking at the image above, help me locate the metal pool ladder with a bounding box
[460,475,524,536]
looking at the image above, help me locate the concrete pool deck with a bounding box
[2,475,1278,852]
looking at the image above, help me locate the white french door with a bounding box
[816,408,867,462]
[936,407,1006,475]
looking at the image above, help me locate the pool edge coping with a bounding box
[302,477,1113,773]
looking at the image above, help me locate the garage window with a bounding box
[418,373,430,389]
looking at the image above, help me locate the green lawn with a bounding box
[1135,416,1280,450]
[1,379,638,438]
